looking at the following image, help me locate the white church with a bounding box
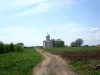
[43,34,53,48]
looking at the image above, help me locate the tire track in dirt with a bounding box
[33,49,76,75]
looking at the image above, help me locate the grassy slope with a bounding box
[43,47,100,75]
[0,49,42,75]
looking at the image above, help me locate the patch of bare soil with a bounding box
[60,51,100,61]
[33,49,76,75]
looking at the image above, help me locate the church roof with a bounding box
[47,34,50,36]
[47,34,50,37]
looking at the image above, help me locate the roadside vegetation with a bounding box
[43,47,100,75]
[43,47,100,53]
[0,41,24,54]
[0,49,42,75]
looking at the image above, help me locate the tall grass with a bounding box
[0,49,42,75]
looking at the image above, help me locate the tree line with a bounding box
[51,39,65,47]
[70,38,83,47]
[0,41,24,54]
[51,38,83,47]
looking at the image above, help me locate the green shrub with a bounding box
[4,44,10,53]
[0,41,24,54]
[10,43,15,52]
[14,44,24,52]
[0,41,4,53]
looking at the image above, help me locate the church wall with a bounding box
[43,34,53,48]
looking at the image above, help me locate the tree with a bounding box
[10,43,15,52]
[17,43,24,47]
[75,38,83,47]
[14,44,24,52]
[65,45,69,47]
[4,44,10,53]
[0,41,4,53]
[51,38,65,47]
[51,39,56,47]
[60,41,65,47]
[70,42,76,47]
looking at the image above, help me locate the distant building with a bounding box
[43,34,53,48]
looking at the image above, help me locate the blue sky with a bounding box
[0,0,100,46]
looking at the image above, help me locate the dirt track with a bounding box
[33,49,76,75]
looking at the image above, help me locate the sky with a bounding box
[0,0,100,46]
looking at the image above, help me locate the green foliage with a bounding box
[0,49,42,75]
[51,39,65,47]
[43,47,100,54]
[10,43,15,52]
[4,44,10,53]
[75,38,83,47]
[17,43,24,47]
[70,42,76,47]
[0,42,25,54]
[70,38,84,47]
[14,44,24,52]
[70,60,100,75]
[0,41,4,53]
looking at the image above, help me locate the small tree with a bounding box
[4,44,10,53]
[10,43,15,52]
[0,41,4,54]
[17,43,24,47]
[51,39,56,47]
[14,44,24,52]
[51,38,65,47]
[70,42,76,47]
[75,38,83,47]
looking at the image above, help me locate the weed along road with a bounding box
[33,49,76,75]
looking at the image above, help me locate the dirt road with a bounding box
[33,49,76,75]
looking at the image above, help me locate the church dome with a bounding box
[46,34,50,38]
[46,34,50,41]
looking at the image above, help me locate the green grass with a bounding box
[70,60,100,75]
[42,47,100,53]
[0,49,42,75]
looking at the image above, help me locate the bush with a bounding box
[0,41,4,53]
[4,44,10,53]
[0,41,24,54]
[10,43,15,52]
[14,44,24,52]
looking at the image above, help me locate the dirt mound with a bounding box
[60,51,100,61]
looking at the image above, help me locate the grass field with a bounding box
[70,60,100,75]
[43,47,100,53]
[42,47,100,75]
[0,49,42,75]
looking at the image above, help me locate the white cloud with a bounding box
[46,23,100,46]
[6,0,76,18]
[0,36,43,46]
[0,27,45,46]
[63,31,100,46]
[2,27,37,36]
[0,24,100,46]
[50,23,86,34]
[89,28,99,32]
[0,0,76,21]
[0,0,44,11]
